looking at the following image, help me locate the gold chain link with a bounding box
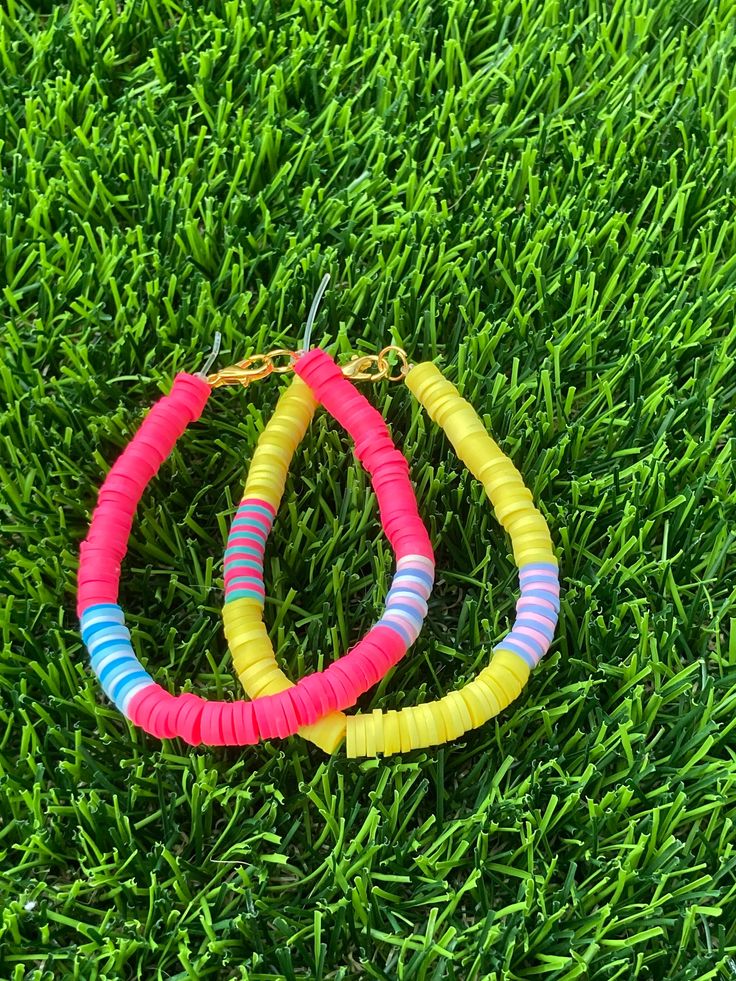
[377,345,411,381]
[341,346,411,382]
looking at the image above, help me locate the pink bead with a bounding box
[322,666,356,709]
[288,685,320,727]
[298,674,334,720]
[147,698,172,739]
[200,702,225,746]
[171,373,211,421]
[220,703,238,746]
[176,694,205,745]
[223,564,264,585]
[233,702,258,744]
[77,585,118,612]
[77,571,120,589]
[127,685,164,729]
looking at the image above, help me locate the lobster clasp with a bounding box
[342,353,384,382]
[207,349,296,388]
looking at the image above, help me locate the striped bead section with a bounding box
[224,498,276,604]
[375,554,435,646]
[495,561,560,668]
[79,603,155,715]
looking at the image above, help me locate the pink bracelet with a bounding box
[78,350,434,745]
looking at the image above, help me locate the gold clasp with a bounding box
[342,353,384,382]
[207,348,296,388]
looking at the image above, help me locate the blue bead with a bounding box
[392,567,433,589]
[225,589,265,603]
[82,619,125,645]
[90,642,133,669]
[515,617,555,641]
[522,589,561,611]
[239,502,276,521]
[384,601,423,627]
[518,562,559,575]
[515,602,558,624]
[80,603,124,626]
[226,576,264,589]
[98,654,137,687]
[115,675,155,711]
[110,668,153,704]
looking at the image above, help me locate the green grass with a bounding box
[1,0,736,977]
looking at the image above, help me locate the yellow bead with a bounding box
[300,714,346,754]
[473,676,504,717]
[516,546,557,566]
[490,485,532,517]
[438,698,464,741]
[346,715,367,759]
[493,659,528,700]
[459,443,495,480]
[493,650,531,686]
[227,626,270,649]
[383,711,402,756]
[372,709,386,755]
[476,673,510,712]
[251,674,292,698]
[446,690,473,732]
[364,716,377,757]
[459,682,492,727]
[398,710,413,753]
[237,658,283,686]
[415,702,440,748]
[404,707,422,750]
[513,541,553,566]
[504,510,549,537]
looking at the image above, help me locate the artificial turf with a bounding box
[1,0,736,978]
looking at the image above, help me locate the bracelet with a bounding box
[223,354,559,756]
[77,350,433,746]
[346,361,559,756]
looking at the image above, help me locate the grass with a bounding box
[1,0,736,977]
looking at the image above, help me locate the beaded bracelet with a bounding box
[77,349,433,746]
[224,351,560,757]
